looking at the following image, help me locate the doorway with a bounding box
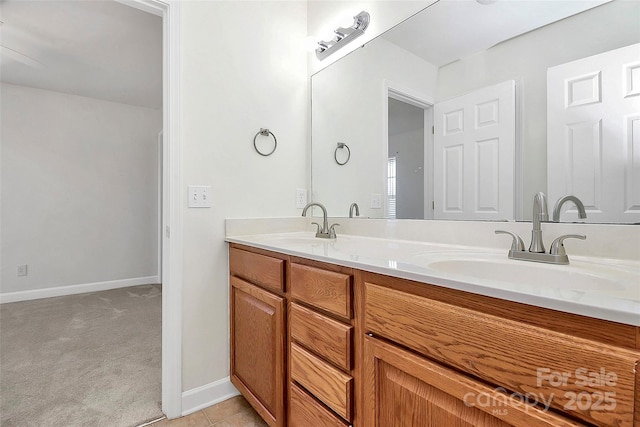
[384,83,434,220]
[0,0,182,421]
[119,0,183,419]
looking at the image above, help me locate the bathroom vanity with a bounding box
[226,226,639,427]
[226,1,640,423]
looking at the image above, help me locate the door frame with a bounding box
[115,0,182,418]
[382,80,434,219]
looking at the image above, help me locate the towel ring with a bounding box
[253,128,277,156]
[334,142,351,165]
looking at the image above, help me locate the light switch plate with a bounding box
[188,185,211,208]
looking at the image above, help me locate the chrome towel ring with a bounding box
[334,142,350,165]
[253,128,277,156]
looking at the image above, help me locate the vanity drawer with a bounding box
[229,247,285,293]
[290,302,352,372]
[290,342,353,421]
[290,263,352,320]
[289,383,349,427]
[364,282,639,427]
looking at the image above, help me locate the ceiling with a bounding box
[381,0,610,67]
[0,0,162,109]
[0,0,609,109]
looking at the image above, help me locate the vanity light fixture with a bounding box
[316,11,370,61]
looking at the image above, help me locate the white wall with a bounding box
[1,83,161,295]
[312,37,437,218]
[307,0,436,74]
[180,0,435,397]
[179,1,308,392]
[436,0,640,219]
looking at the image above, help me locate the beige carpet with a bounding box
[0,284,163,427]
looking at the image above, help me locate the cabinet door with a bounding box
[364,282,637,426]
[230,276,285,427]
[363,336,584,427]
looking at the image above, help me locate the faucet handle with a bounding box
[550,234,586,256]
[311,222,322,235]
[495,230,525,252]
[329,223,340,239]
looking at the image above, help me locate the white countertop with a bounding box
[226,231,640,326]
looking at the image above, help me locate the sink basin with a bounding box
[427,259,634,295]
[330,238,473,261]
[264,235,326,245]
[235,232,639,303]
[260,235,430,259]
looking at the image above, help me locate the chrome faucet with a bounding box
[495,192,585,265]
[552,195,587,222]
[349,202,360,218]
[302,202,339,239]
[529,192,549,253]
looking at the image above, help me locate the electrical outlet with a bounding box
[17,264,28,277]
[371,193,382,209]
[188,185,211,208]
[295,188,308,209]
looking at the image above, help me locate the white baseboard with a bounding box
[0,276,160,304]
[181,377,240,416]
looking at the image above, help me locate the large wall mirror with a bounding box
[311,0,640,223]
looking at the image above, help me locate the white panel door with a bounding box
[433,80,515,220]
[547,43,640,223]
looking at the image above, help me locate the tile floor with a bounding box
[150,395,268,427]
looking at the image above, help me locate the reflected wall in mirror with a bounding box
[311,0,640,223]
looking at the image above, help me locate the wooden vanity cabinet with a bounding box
[229,244,639,427]
[229,246,287,427]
